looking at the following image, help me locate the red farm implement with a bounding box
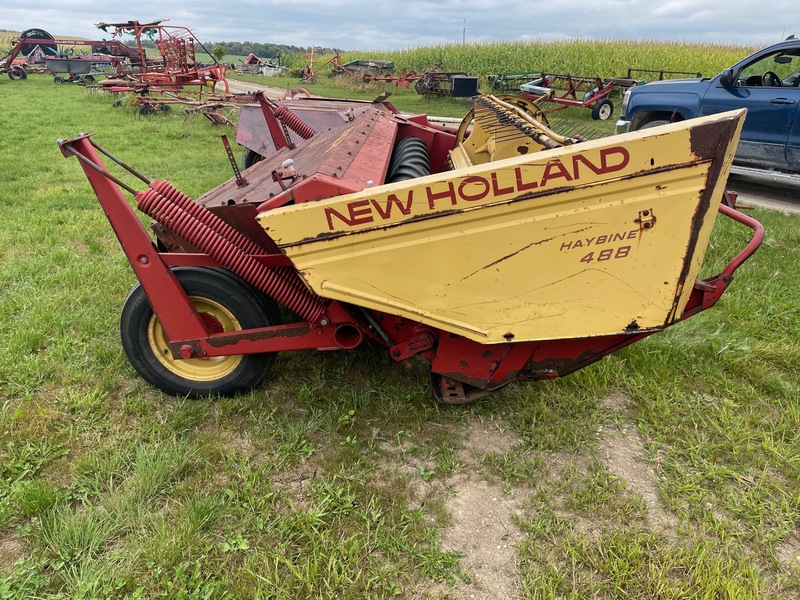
[413,70,474,96]
[298,47,394,84]
[518,72,633,120]
[362,68,420,88]
[59,93,762,403]
[95,20,230,94]
[1,28,139,81]
[363,68,478,96]
[510,68,707,120]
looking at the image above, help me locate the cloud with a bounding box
[1,1,794,50]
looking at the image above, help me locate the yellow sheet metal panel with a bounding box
[259,109,744,344]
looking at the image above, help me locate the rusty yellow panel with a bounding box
[258,109,744,344]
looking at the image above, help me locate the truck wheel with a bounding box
[120,267,281,397]
[591,99,614,120]
[639,119,671,130]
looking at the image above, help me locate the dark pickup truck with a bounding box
[615,38,800,173]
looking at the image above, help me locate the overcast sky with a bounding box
[1,0,796,51]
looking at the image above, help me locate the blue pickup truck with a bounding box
[615,38,800,173]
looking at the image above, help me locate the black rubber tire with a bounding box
[638,119,671,130]
[242,148,264,169]
[53,76,65,84]
[591,98,614,120]
[120,267,281,397]
[8,66,27,80]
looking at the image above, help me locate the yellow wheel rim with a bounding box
[147,295,244,381]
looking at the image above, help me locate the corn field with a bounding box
[0,30,21,53]
[3,28,758,82]
[283,39,759,81]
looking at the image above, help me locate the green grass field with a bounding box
[0,40,798,599]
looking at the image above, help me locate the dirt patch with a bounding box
[380,419,527,598]
[436,421,526,599]
[454,420,519,465]
[597,393,679,535]
[599,391,630,412]
[224,78,296,99]
[439,474,524,599]
[775,533,800,575]
[0,532,23,568]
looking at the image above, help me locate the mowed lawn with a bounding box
[0,66,798,599]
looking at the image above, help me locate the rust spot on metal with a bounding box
[634,208,656,232]
[205,324,311,348]
[281,207,464,247]
[662,115,739,325]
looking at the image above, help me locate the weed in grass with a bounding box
[505,383,605,453]
[484,451,544,485]
[153,559,229,599]
[558,458,648,522]
[57,559,127,599]
[13,479,64,517]
[128,439,199,503]
[72,445,134,498]
[518,524,778,599]
[37,504,119,564]
[180,492,225,534]
[0,558,52,599]
[56,386,109,431]
[1,434,68,498]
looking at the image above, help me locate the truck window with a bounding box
[739,51,800,87]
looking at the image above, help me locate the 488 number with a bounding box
[579,245,631,264]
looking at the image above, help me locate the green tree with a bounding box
[211,44,227,61]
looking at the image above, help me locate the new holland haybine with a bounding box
[59,94,763,403]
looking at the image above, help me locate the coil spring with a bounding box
[273,106,317,140]
[147,181,316,307]
[136,182,327,323]
[148,180,263,254]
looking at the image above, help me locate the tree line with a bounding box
[133,38,338,61]
[204,41,319,60]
